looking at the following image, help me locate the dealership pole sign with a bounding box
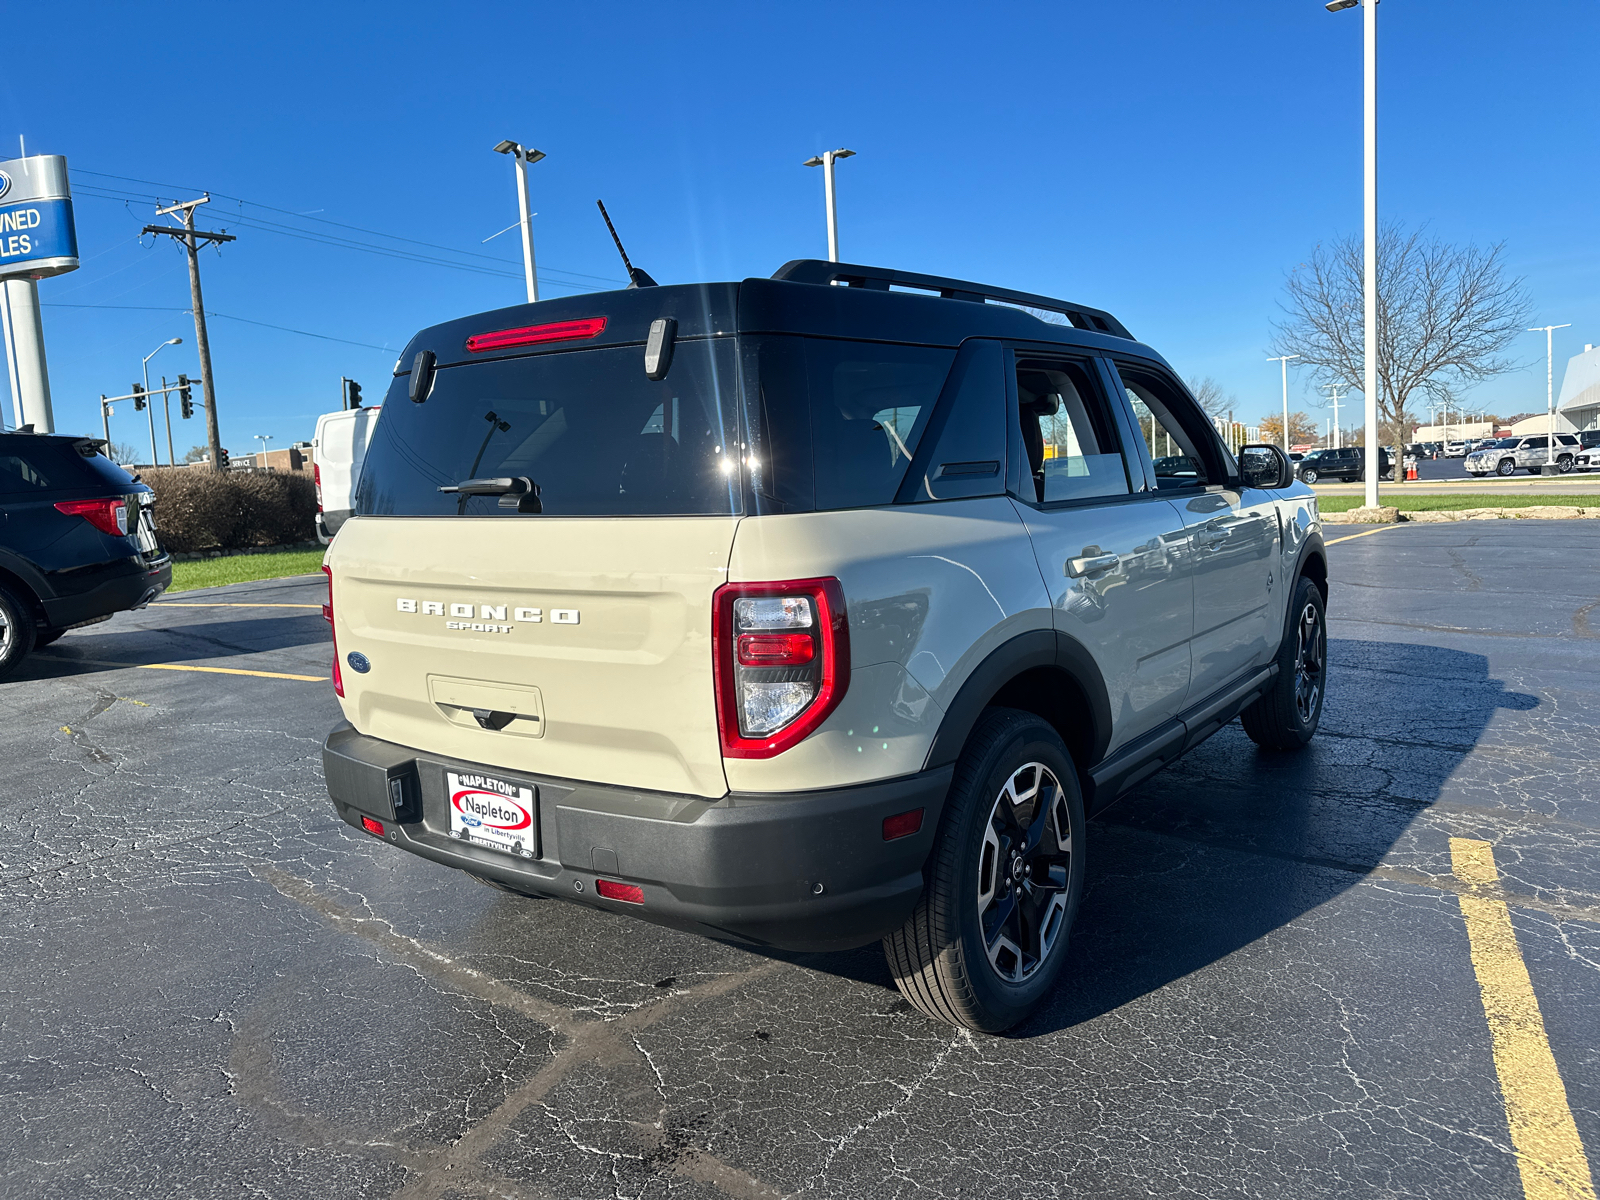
[0,156,78,279]
[0,154,77,434]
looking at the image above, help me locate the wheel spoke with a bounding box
[976,759,1076,983]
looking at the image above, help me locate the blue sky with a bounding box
[3,0,1596,458]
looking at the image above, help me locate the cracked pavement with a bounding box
[2,523,1597,1198]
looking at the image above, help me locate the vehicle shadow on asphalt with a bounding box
[775,638,1540,1034]
[13,614,330,681]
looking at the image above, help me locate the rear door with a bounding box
[328,336,744,799]
[1005,350,1193,754]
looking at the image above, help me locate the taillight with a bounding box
[713,578,849,759]
[55,498,129,537]
[313,463,323,511]
[465,317,607,354]
[323,564,343,697]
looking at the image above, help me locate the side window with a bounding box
[1012,356,1131,504]
[0,454,52,492]
[1111,363,1231,489]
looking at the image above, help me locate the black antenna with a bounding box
[596,200,657,288]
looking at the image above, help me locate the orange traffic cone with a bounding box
[1406,461,1419,481]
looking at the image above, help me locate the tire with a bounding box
[1241,576,1326,750]
[0,584,37,682]
[1300,468,1318,484]
[883,708,1085,1033]
[1497,458,1516,477]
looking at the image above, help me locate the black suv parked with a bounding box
[1295,446,1393,484]
[0,432,170,678]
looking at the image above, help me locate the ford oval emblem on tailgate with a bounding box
[346,651,371,674]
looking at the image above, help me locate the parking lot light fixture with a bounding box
[1267,354,1300,453]
[803,149,855,263]
[1528,323,1572,468]
[492,139,545,303]
[142,337,182,465]
[1328,0,1381,505]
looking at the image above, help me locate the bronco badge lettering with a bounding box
[396,598,575,625]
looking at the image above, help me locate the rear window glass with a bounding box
[751,337,955,510]
[355,340,742,517]
[0,438,137,494]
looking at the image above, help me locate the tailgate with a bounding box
[328,515,737,798]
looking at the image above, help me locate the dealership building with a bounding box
[1558,343,1600,433]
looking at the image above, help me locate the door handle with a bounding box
[1197,529,1229,548]
[1066,552,1120,579]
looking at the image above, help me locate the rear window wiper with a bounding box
[438,476,542,513]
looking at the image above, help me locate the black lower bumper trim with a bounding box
[322,723,952,952]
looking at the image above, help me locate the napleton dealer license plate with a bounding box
[446,770,537,859]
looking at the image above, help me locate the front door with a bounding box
[1107,360,1278,705]
[1006,351,1193,756]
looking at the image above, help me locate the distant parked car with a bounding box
[1465,435,1580,476]
[1295,446,1393,484]
[312,406,382,544]
[1443,441,1468,457]
[0,432,171,679]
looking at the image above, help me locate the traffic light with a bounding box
[132,383,146,411]
[217,447,229,468]
[347,380,362,408]
[178,375,194,420]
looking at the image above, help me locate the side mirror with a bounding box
[1238,443,1293,490]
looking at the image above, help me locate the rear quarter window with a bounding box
[750,337,956,511]
[0,438,138,494]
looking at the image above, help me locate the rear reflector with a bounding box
[595,879,644,904]
[466,317,607,354]
[882,808,924,841]
[360,816,385,836]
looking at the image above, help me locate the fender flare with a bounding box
[0,547,52,610]
[1278,529,1327,645]
[921,628,1113,772]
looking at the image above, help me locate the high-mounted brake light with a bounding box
[713,578,849,759]
[322,564,343,697]
[55,498,129,537]
[465,317,607,354]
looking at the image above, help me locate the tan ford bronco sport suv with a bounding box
[320,259,1327,1032]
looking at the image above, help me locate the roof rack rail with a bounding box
[770,259,1133,340]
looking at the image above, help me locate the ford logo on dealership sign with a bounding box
[0,156,78,279]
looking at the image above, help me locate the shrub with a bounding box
[142,466,317,553]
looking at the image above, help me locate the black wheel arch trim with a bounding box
[921,628,1113,774]
[0,549,52,612]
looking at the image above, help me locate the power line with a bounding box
[43,302,396,352]
[72,168,624,287]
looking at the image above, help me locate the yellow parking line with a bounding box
[1450,838,1596,1200]
[1326,524,1408,545]
[133,662,325,682]
[153,602,323,609]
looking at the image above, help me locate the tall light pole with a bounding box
[492,140,546,303]
[253,434,273,465]
[1324,383,1344,448]
[142,337,182,466]
[1268,353,1300,452]
[1528,322,1572,470]
[1327,0,1380,505]
[803,148,855,262]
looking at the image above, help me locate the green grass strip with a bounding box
[1318,494,1599,513]
[169,548,326,593]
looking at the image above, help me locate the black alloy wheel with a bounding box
[1242,575,1327,750]
[884,708,1085,1032]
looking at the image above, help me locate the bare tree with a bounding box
[1186,375,1236,422]
[1271,223,1532,447]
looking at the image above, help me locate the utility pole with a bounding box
[1267,354,1300,452]
[1527,323,1572,472]
[803,149,856,262]
[143,197,235,472]
[1324,384,1344,449]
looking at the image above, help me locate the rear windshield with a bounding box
[356,339,742,517]
[0,437,138,494]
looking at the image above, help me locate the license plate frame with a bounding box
[445,770,539,860]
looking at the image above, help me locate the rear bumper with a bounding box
[322,723,951,952]
[40,556,171,629]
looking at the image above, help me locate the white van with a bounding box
[311,406,381,544]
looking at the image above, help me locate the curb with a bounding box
[1322,507,1600,524]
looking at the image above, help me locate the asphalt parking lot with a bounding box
[4,523,1599,1200]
